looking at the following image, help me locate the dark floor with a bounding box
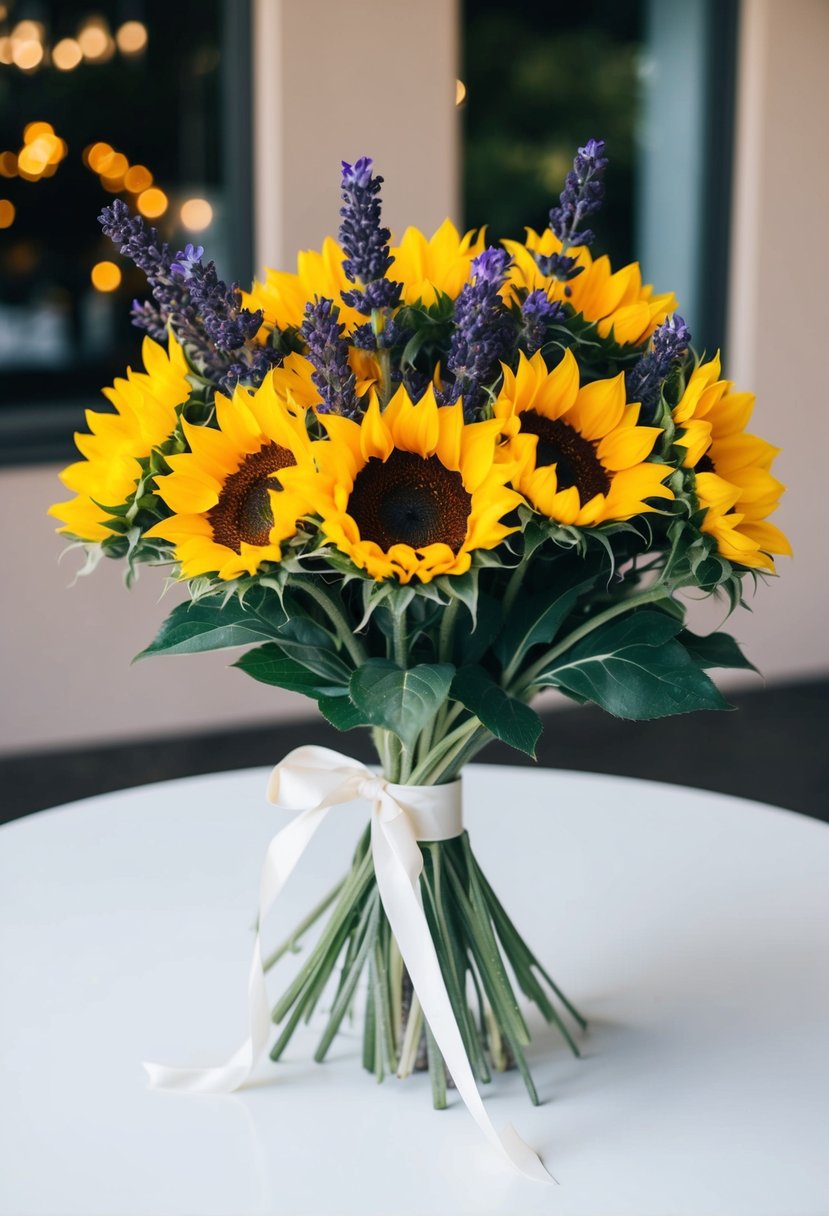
[2,678,827,827]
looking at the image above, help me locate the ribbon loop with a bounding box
[144,745,553,1184]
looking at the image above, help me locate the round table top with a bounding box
[2,764,828,1216]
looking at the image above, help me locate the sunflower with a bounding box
[673,356,791,571]
[389,219,486,307]
[144,372,314,580]
[243,236,366,336]
[502,228,675,347]
[276,384,522,583]
[495,349,672,526]
[49,334,191,543]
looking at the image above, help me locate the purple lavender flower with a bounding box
[520,289,566,355]
[99,200,280,393]
[536,138,608,280]
[300,297,358,416]
[625,314,691,422]
[338,157,402,314]
[442,246,515,418]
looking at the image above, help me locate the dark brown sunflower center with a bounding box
[347,450,471,553]
[696,453,716,474]
[520,410,611,503]
[208,442,295,552]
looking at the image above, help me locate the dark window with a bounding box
[0,0,252,464]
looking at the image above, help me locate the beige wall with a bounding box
[1,0,827,756]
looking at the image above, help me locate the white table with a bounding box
[1,765,828,1216]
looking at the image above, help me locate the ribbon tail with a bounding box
[144,805,330,1093]
[370,814,555,1185]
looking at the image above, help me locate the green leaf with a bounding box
[136,587,287,659]
[451,667,541,757]
[460,593,502,665]
[679,629,758,673]
[233,644,348,698]
[493,579,590,668]
[318,695,369,731]
[349,660,455,749]
[536,610,731,719]
[275,618,354,684]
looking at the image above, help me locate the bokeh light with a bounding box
[455,79,467,106]
[124,164,153,193]
[116,21,148,55]
[90,261,122,292]
[180,197,213,231]
[137,187,168,218]
[85,142,113,171]
[0,152,17,178]
[0,199,15,229]
[53,38,83,71]
[12,39,44,70]
[78,20,111,62]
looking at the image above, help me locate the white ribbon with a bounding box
[144,745,553,1183]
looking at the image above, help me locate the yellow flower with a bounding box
[145,372,314,580]
[243,236,366,336]
[495,349,672,526]
[49,334,191,543]
[673,356,791,571]
[502,228,675,346]
[277,385,522,583]
[389,218,486,306]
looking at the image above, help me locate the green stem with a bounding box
[300,579,367,668]
[512,585,673,695]
[438,599,459,664]
[262,876,346,972]
[502,562,525,620]
[392,605,407,668]
[407,717,480,786]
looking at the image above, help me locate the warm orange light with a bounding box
[101,175,126,192]
[455,79,467,106]
[124,164,152,193]
[53,38,83,71]
[12,20,44,43]
[12,39,44,70]
[18,142,49,176]
[78,22,110,61]
[180,197,213,232]
[90,261,122,292]
[0,152,17,178]
[86,142,113,172]
[97,150,128,179]
[23,121,53,143]
[116,20,148,54]
[137,187,168,218]
[0,199,15,228]
[0,37,12,66]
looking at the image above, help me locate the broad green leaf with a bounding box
[136,587,287,659]
[451,667,541,757]
[536,610,731,719]
[349,660,455,749]
[679,629,757,672]
[275,618,354,684]
[493,579,591,668]
[233,644,348,698]
[318,695,369,732]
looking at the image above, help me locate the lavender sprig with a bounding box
[300,298,358,416]
[442,247,515,419]
[520,290,566,355]
[536,138,608,281]
[99,200,280,393]
[625,314,691,422]
[338,157,401,314]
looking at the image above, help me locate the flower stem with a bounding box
[299,579,367,668]
[512,584,673,695]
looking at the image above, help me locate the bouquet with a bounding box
[51,140,789,1177]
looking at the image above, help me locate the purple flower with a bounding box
[442,246,515,418]
[300,297,358,416]
[520,289,566,355]
[170,243,205,278]
[536,138,608,280]
[625,314,691,421]
[338,157,402,314]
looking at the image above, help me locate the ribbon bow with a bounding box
[144,745,552,1183]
